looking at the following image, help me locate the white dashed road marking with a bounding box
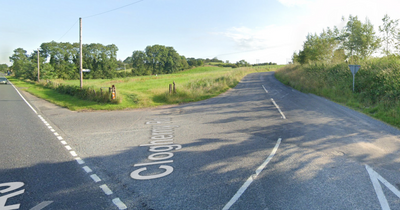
[83,166,93,173]
[11,83,128,210]
[75,157,85,165]
[69,151,78,157]
[29,201,53,210]
[90,174,102,183]
[100,184,113,195]
[223,138,282,210]
[262,85,286,119]
[113,198,128,209]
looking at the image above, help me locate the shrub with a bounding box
[42,81,119,104]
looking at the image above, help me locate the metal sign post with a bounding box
[349,65,361,92]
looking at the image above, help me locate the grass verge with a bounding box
[275,57,400,128]
[10,66,274,111]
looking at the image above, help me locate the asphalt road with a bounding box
[5,71,400,209]
[0,81,114,209]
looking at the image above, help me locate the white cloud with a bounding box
[221,25,295,51]
[214,25,298,64]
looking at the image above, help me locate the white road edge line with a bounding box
[10,79,128,209]
[9,81,37,114]
[222,138,282,210]
[261,85,286,119]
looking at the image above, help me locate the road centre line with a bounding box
[222,138,282,210]
[271,98,286,119]
[12,84,128,209]
[262,85,286,119]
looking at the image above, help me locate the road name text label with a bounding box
[131,118,181,180]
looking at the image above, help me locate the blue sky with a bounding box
[1,0,400,65]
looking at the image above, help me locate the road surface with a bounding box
[3,71,400,209]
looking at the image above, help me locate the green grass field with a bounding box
[10,66,275,111]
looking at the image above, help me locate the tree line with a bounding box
[7,42,250,81]
[9,41,119,80]
[292,14,400,64]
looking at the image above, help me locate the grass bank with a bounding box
[275,56,400,128]
[11,66,274,111]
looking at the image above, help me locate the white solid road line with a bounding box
[262,85,286,119]
[222,138,282,210]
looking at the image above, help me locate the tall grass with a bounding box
[275,56,400,127]
[155,67,252,103]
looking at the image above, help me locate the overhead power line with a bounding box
[83,0,147,19]
[57,0,147,41]
[58,20,79,41]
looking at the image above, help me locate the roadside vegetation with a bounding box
[276,14,400,128]
[10,65,278,111]
[4,37,282,111]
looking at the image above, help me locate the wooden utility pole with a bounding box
[79,17,83,89]
[37,48,40,82]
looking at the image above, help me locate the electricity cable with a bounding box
[56,0,147,41]
[57,20,79,41]
[83,0,147,19]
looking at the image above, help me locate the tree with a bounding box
[294,26,341,64]
[0,64,8,72]
[342,15,381,62]
[379,14,399,55]
[131,50,147,75]
[9,48,35,80]
[235,60,250,67]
